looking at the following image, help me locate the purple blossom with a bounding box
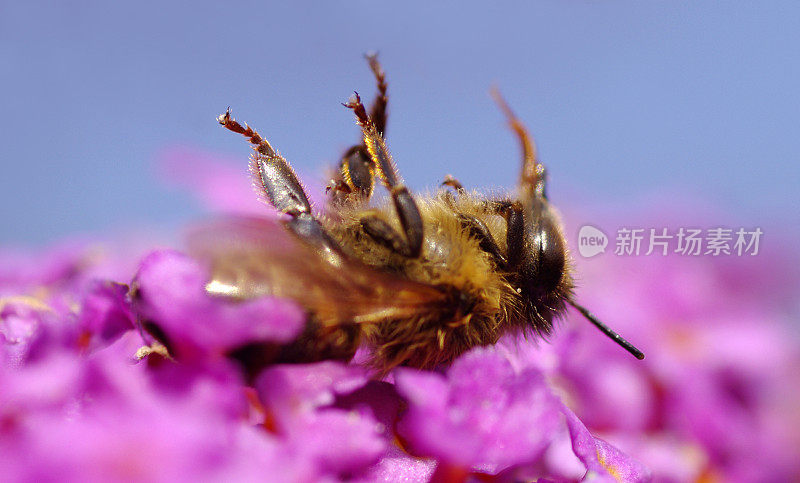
[132,249,304,362]
[78,281,135,349]
[255,362,388,476]
[0,237,646,481]
[394,348,561,473]
[530,207,800,481]
[561,402,651,482]
[2,152,798,481]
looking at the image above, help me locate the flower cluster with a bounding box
[1,150,797,481]
[534,245,800,481]
[0,240,651,481]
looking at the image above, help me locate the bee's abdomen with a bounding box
[368,308,502,372]
[228,318,361,380]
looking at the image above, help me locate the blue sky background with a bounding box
[2,1,798,246]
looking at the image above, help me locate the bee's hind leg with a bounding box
[218,110,344,260]
[345,93,423,259]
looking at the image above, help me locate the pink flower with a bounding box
[5,150,797,481]
[533,209,800,481]
[394,348,561,473]
[132,250,304,362]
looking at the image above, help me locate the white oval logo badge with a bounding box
[577,225,608,258]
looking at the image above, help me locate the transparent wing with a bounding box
[187,217,449,326]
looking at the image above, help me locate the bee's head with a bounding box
[504,189,643,359]
[512,199,573,331]
[493,88,643,359]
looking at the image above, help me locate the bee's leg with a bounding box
[218,110,344,259]
[442,179,511,269]
[336,145,376,201]
[358,216,411,255]
[491,89,547,203]
[365,52,388,136]
[330,54,389,203]
[503,202,527,270]
[345,93,423,259]
[487,200,526,271]
[325,177,353,199]
[441,174,466,195]
[458,215,507,268]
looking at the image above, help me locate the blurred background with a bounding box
[2,1,798,247]
[3,4,800,480]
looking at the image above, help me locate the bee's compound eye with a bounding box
[533,220,566,293]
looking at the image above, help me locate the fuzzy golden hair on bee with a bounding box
[202,55,644,377]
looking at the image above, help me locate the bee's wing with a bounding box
[187,217,449,325]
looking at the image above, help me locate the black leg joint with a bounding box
[341,146,375,198]
[503,202,526,270]
[360,216,411,256]
[252,154,312,215]
[391,187,423,258]
[458,214,508,269]
[286,213,345,265]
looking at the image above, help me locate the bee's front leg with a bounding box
[491,89,548,203]
[486,199,526,271]
[457,214,508,269]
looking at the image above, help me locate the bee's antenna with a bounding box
[567,299,645,360]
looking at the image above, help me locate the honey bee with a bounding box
[195,55,643,375]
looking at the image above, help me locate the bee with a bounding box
[195,55,643,375]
